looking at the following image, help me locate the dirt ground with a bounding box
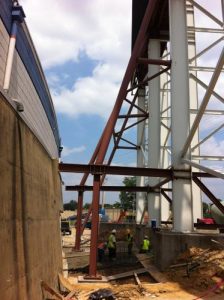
[61,228,224,300]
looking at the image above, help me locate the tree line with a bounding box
[63,176,136,211]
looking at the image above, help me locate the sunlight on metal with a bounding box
[189,73,224,104]
[192,156,224,161]
[181,48,224,158]
[188,0,223,27]
[189,36,224,63]
[182,159,224,180]
[191,123,224,152]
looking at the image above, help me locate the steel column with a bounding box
[187,2,202,222]
[136,88,146,223]
[147,39,161,226]
[86,174,101,279]
[169,0,193,232]
[74,191,83,251]
[160,58,170,221]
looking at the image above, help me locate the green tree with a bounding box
[202,202,211,218]
[113,201,121,208]
[119,177,136,210]
[83,203,91,210]
[63,200,78,211]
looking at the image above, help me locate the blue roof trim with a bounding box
[0,0,61,151]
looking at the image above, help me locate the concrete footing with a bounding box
[152,230,224,271]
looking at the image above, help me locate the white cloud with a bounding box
[21,0,131,68]
[200,136,224,156]
[61,145,86,157]
[20,0,131,118]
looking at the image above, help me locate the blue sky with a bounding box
[20,0,223,204]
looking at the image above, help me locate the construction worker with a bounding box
[140,235,150,253]
[126,229,133,255]
[107,229,116,260]
[98,241,107,262]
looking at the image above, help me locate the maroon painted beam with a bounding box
[118,113,148,118]
[84,174,101,279]
[137,58,172,66]
[193,177,224,215]
[65,185,160,192]
[95,0,157,164]
[161,189,172,205]
[193,172,216,178]
[74,191,83,251]
[59,163,172,178]
[127,66,171,93]
[117,146,138,150]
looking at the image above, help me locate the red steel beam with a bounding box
[117,146,138,150]
[193,177,224,215]
[74,0,156,277]
[124,98,147,114]
[127,65,171,93]
[66,185,159,192]
[193,172,216,178]
[95,0,157,164]
[161,189,172,205]
[119,136,139,148]
[59,163,172,178]
[74,191,83,250]
[118,113,148,118]
[84,174,101,279]
[137,58,172,66]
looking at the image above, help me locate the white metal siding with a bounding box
[0,19,58,158]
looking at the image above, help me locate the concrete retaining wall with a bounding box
[0,95,62,299]
[152,230,224,271]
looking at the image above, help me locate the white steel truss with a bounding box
[136,0,224,231]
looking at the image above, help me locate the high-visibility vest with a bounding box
[108,234,116,249]
[127,234,133,244]
[142,239,150,250]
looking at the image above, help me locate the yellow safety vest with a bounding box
[127,234,133,244]
[108,234,116,249]
[142,239,150,250]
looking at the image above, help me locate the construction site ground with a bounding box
[61,227,224,300]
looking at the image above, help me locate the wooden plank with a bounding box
[136,254,167,283]
[107,268,146,281]
[41,281,64,300]
[58,273,74,292]
[64,290,78,300]
[134,272,142,286]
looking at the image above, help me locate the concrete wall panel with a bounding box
[0,95,62,300]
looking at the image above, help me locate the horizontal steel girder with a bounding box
[65,185,160,193]
[59,163,172,177]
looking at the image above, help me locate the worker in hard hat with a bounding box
[126,229,133,255]
[107,229,117,260]
[140,235,151,253]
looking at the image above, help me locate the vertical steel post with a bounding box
[3,4,25,90]
[136,88,146,223]
[160,64,170,221]
[147,39,161,226]
[74,191,83,251]
[187,2,202,222]
[169,0,193,232]
[87,174,101,278]
[3,22,17,90]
